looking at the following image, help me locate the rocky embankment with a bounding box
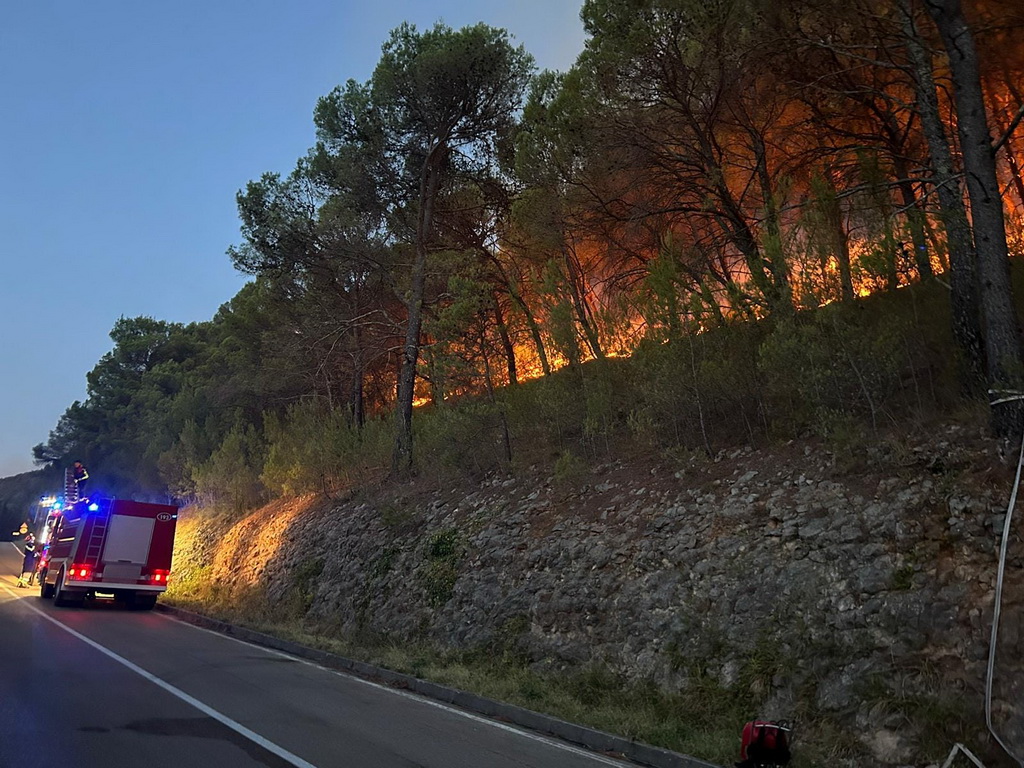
[172,423,1024,766]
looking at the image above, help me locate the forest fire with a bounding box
[33,0,1024,496]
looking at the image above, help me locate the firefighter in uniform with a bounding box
[72,460,90,500]
[17,541,37,587]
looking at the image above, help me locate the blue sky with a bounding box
[0,1,586,478]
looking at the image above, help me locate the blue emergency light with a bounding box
[88,503,99,512]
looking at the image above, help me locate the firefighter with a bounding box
[17,541,37,588]
[72,460,90,499]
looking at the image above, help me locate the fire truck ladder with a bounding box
[82,513,109,564]
[65,468,78,504]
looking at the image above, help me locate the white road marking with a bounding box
[8,542,22,554]
[0,585,319,768]
[159,612,632,767]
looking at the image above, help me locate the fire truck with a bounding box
[38,497,178,610]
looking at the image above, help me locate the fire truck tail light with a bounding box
[70,564,92,580]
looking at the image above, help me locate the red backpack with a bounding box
[737,720,792,767]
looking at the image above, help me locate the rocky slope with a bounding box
[171,422,1024,766]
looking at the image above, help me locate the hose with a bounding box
[985,392,1024,768]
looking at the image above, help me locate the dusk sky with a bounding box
[0,1,586,478]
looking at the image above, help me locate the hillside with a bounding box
[167,416,1024,767]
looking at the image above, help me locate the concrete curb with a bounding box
[155,603,722,768]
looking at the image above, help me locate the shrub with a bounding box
[628,324,764,453]
[191,423,266,511]
[758,306,920,435]
[423,528,464,607]
[261,402,390,496]
[553,449,588,487]
[415,400,508,480]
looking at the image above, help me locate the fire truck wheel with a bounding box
[53,570,83,608]
[39,571,54,599]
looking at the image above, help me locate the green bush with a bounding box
[261,402,390,496]
[415,400,508,480]
[292,557,325,613]
[627,324,764,453]
[758,303,932,435]
[503,369,587,456]
[423,528,464,607]
[191,423,266,511]
[553,449,588,487]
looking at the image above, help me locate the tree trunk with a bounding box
[480,331,512,464]
[699,280,725,326]
[562,245,604,360]
[350,323,365,430]
[862,153,900,291]
[511,290,551,376]
[752,129,794,312]
[902,1,986,391]
[926,0,1023,433]
[392,146,444,474]
[694,124,787,315]
[492,294,518,386]
[820,167,856,302]
[715,193,780,314]
[923,216,949,273]
[424,345,445,407]
[1001,131,1024,214]
[351,370,364,429]
[892,167,932,280]
[990,71,1024,214]
[486,251,552,377]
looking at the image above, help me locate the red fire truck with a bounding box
[38,497,178,610]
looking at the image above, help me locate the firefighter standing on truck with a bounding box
[72,460,89,500]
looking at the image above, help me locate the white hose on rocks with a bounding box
[940,742,987,768]
[984,391,1024,768]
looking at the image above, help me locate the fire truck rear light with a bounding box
[71,564,92,580]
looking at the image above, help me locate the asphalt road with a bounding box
[0,542,631,768]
